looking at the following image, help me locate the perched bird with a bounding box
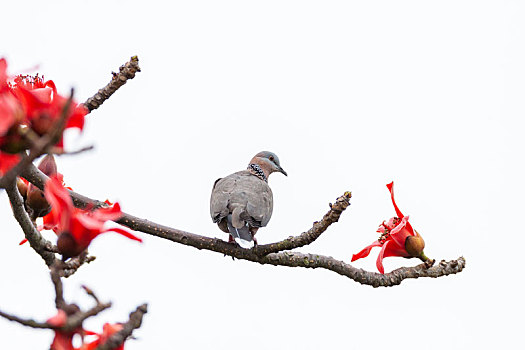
[210,151,287,248]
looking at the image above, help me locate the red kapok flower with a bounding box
[1,57,88,171]
[47,309,80,350]
[84,323,125,350]
[0,58,24,173]
[0,152,20,175]
[12,74,87,147]
[351,182,428,274]
[43,174,142,258]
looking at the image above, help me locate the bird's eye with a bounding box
[269,156,274,161]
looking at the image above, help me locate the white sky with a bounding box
[1,1,523,349]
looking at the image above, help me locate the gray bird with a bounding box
[210,151,287,248]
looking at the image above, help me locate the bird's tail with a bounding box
[227,214,254,249]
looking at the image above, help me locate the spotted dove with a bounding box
[210,151,287,248]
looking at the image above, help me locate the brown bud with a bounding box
[37,154,57,176]
[31,114,54,136]
[62,303,81,316]
[25,155,57,217]
[57,232,84,259]
[16,178,28,199]
[405,234,426,258]
[0,129,29,154]
[26,185,51,218]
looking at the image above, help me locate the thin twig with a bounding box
[83,56,141,112]
[62,251,96,278]
[82,285,101,304]
[254,191,352,256]
[0,309,53,329]
[53,145,94,156]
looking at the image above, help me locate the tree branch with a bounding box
[5,178,57,267]
[51,263,66,309]
[83,56,141,112]
[95,304,148,350]
[254,191,351,256]
[20,165,466,287]
[261,253,465,287]
[0,309,52,329]
[62,252,96,278]
[62,302,112,333]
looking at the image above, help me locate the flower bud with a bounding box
[26,186,51,217]
[405,233,425,258]
[38,154,57,176]
[57,232,84,259]
[0,128,28,154]
[16,178,28,199]
[31,114,54,136]
[25,155,57,218]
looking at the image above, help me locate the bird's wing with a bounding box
[210,174,237,222]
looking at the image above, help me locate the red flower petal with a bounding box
[0,152,21,174]
[44,175,74,229]
[65,104,87,131]
[376,240,390,274]
[0,96,16,136]
[107,226,142,242]
[388,215,413,247]
[29,87,53,103]
[351,240,382,262]
[386,182,404,218]
[382,238,411,258]
[0,58,7,87]
[47,309,67,327]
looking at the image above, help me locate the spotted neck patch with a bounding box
[248,163,267,182]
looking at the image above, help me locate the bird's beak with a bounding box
[278,166,288,176]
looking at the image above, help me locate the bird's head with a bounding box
[250,151,287,178]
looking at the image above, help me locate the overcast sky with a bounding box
[1,1,523,349]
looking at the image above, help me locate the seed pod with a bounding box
[405,233,426,258]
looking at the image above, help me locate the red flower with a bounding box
[0,152,20,175]
[0,90,20,137]
[351,182,427,274]
[84,323,125,350]
[47,310,79,350]
[0,58,88,157]
[44,174,142,258]
[12,74,87,147]
[0,58,24,173]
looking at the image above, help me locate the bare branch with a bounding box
[50,263,66,309]
[254,191,352,256]
[95,304,148,350]
[62,253,96,278]
[261,253,466,288]
[62,302,112,333]
[53,145,94,156]
[83,56,141,112]
[82,285,100,304]
[4,179,57,267]
[20,165,466,287]
[0,309,52,329]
